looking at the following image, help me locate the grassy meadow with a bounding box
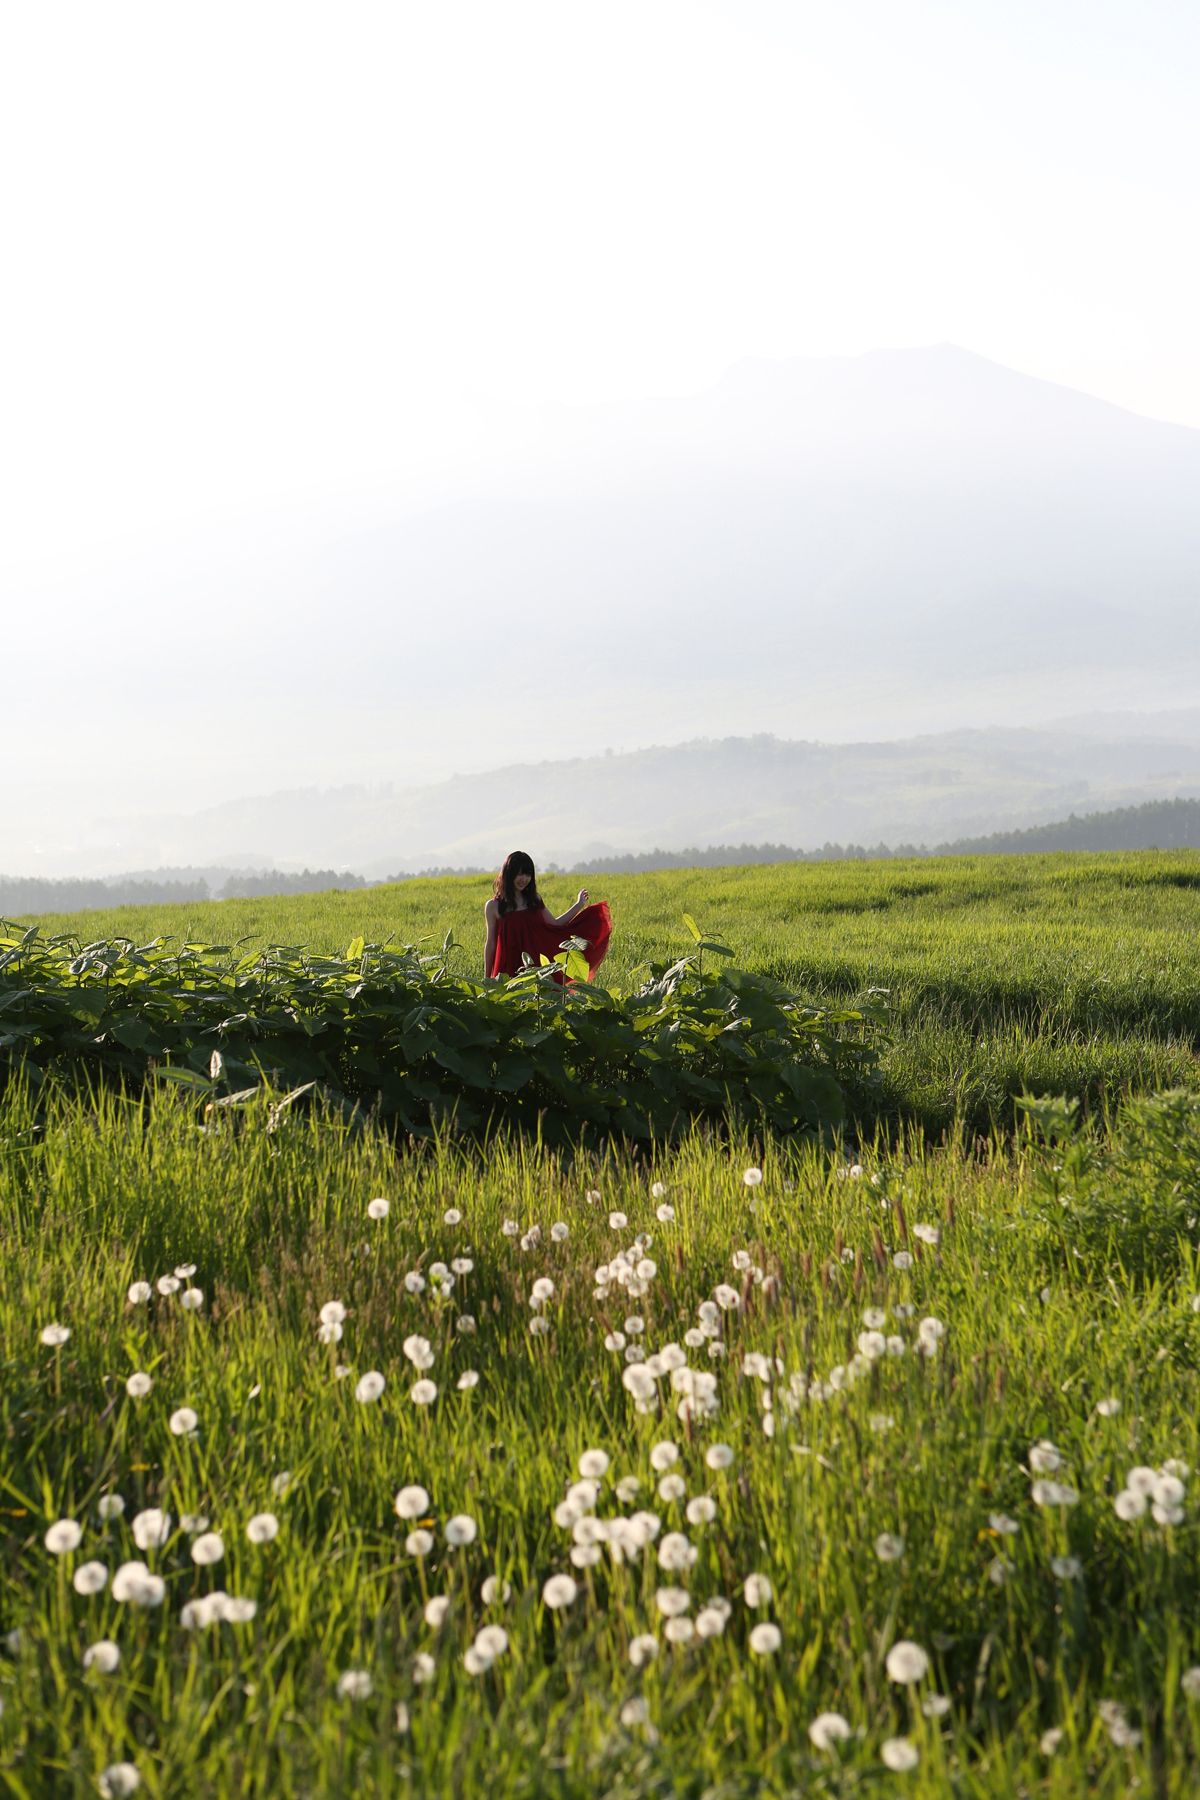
[4,849,1200,1796]
[19,850,1200,1135]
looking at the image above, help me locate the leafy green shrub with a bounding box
[0,921,883,1144]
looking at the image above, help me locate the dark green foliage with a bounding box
[0,922,882,1144]
[1020,1087,1200,1283]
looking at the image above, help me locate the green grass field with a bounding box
[17,850,1200,1135]
[4,851,1200,1796]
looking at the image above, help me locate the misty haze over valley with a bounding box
[9,345,1200,877]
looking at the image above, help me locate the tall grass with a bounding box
[5,1075,1200,1794]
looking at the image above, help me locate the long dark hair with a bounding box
[493,850,542,916]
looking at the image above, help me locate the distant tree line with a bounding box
[4,798,1197,917]
[1,867,366,917]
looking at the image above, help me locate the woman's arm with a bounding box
[483,899,498,978]
[543,888,590,930]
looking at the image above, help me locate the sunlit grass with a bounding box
[4,1076,1200,1794]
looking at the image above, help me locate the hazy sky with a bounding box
[3,0,1199,857]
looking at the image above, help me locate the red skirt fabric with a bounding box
[490,901,613,980]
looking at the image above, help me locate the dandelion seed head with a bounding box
[40,1323,70,1347]
[131,1509,171,1551]
[83,1638,120,1673]
[355,1371,385,1403]
[72,1560,108,1594]
[98,1762,142,1797]
[886,1640,930,1685]
[44,1518,82,1555]
[809,1712,852,1751]
[881,1737,919,1771]
[246,1513,279,1544]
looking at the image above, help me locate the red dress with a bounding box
[490,901,613,980]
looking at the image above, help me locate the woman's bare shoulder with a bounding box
[484,897,499,919]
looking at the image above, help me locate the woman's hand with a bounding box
[576,889,589,906]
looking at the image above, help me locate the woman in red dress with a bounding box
[484,850,612,981]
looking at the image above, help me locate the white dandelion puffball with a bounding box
[1096,1396,1120,1417]
[98,1764,141,1798]
[174,1263,196,1278]
[180,1287,204,1312]
[111,1561,165,1607]
[424,1595,450,1628]
[892,1250,913,1270]
[319,1301,346,1327]
[474,1624,509,1660]
[542,1573,578,1609]
[655,1586,690,1617]
[131,1509,171,1551]
[882,1737,919,1772]
[403,1334,434,1369]
[444,1207,463,1225]
[98,1494,126,1522]
[650,1441,679,1472]
[1051,1554,1082,1579]
[40,1323,70,1347]
[44,1519,82,1555]
[127,1282,152,1305]
[83,1639,120,1673]
[875,1532,905,1563]
[246,1512,279,1544]
[629,1634,658,1666]
[1028,1439,1063,1474]
[444,1514,477,1546]
[368,1197,390,1220]
[809,1712,852,1751]
[481,1574,512,1605]
[72,1561,108,1595]
[169,1407,198,1437]
[705,1444,735,1470]
[713,1284,741,1311]
[337,1669,373,1701]
[657,1203,675,1221]
[125,1372,153,1399]
[191,1532,225,1566]
[886,1640,930,1685]
[406,1529,434,1556]
[608,1211,628,1231]
[551,1221,569,1241]
[665,1616,694,1644]
[180,1513,209,1534]
[410,1379,438,1406]
[686,1496,717,1525]
[743,1167,763,1187]
[355,1371,385,1403]
[749,1622,781,1655]
[395,1485,431,1520]
[1040,1727,1065,1755]
[412,1652,436,1685]
[156,1275,180,1296]
[529,1278,555,1306]
[743,1573,772,1608]
[650,1181,667,1198]
[1182,1667,1200,1700]
[271,1470,293,1498]
[579,1449,609,1479]
[318,1321,343,1344]
[457,1370,479,1390]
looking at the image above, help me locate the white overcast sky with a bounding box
[3,0,1198,547]
[3,0,1199,856]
